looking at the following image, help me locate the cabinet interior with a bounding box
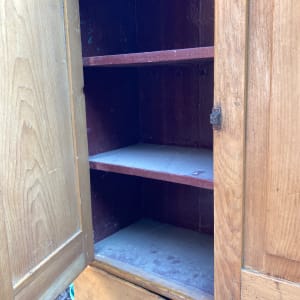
[79,0,214,299]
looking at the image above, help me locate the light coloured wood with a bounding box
[94,219,213,300]
[63,0,94,263]
[265,0,300,264]
[214,0,248,299]
[0,0,92,298]
[15,233,85,300]
[241,270,300,300]
[244,0,300,284]
[75,266,165,300]
[0,197,14,299]
[243,0,273,270]
[1,0,78,282]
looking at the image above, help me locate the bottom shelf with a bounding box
[94,219,214,300]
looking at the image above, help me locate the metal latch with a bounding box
[210,106,222,130]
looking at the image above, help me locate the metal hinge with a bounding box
[210,106,222,130]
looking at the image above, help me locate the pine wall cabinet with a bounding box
[0,1,299,299]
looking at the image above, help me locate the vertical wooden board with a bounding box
[243,0,273,270]
[214,0,248,299]
[265,0,300,262]
[0,198,13,299]
[64,0,94,263]
[244,0,300,284]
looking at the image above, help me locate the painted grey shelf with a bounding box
[89,143,213,189]
[94,219,214,300]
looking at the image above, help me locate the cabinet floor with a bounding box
[94,219,213,298]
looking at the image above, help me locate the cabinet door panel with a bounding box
[0,0,93,298]
[245,0,300,286]
[265,0,300,261]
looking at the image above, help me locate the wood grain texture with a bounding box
[214,0,248,299]
[83,47,214,68]
[0,196,13,299]
[1,0,79,283]
[64,0,94,263]
[241,270,300,300]
[89,144,213,189]
[243,0,273,270]
[265,0,300,263]
[0,0,92,297]
[74,266,165,300]
[14,233,85,300]
[244,0,300,284]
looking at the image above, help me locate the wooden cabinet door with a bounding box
[243,0,300,298]
[0,1,93,299]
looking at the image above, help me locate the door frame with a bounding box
[214,1,249,299]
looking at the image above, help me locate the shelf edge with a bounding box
[83,47,214,68]
[89,160,213,190]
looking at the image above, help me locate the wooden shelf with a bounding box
[83,47,214,68]
[89,143,213,189]
[94,219,214,300]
